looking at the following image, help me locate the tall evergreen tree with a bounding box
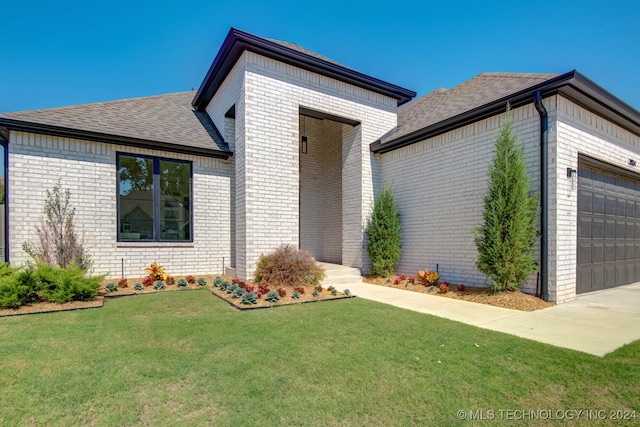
[366,183,401,277]
[474,109,538,293]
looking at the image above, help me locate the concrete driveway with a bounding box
[348,281,640,357]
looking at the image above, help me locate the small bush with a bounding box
[327,286,335,293]
[133,283,143,291]
[104,282,118,293]
[439,282,449,294]
[165,276,176,286]
[153,280,165,290]
[314,285,323,293]
[213,277,224,287]
[366,183,401,277]
[457,284,466,292]
[232,287,245,298]
[241,292,258,305]
[265,291,280,303]
[186,275,196,284]
[293,286,305,294]
[254,244,325,287]
[258,283,270,294]
[312,289,320,297]
[145,262,167,281]
[176,279,188,288]
[142,276,155,287]
[418,269,440,286]
[197,278,207,287]
[245,285,255,293]
[331,288,338,296]
[278,287,287,297]
[219,280,231,291]
[226,283,238,294]
[118,278,128,288]
[291,291,301,300]
[343,289,351,296]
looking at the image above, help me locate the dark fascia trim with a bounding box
[0,118,233,159]
[371,70,640,154]
[192,28,417,112]
[300,107,360,127]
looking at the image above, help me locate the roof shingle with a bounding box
[0,92,229,154]
[380,72,559,144]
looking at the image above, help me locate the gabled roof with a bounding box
[0,92,231,159]
[192,28,416,111]
[371,71,640,154]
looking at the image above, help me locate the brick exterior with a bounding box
[8,131,232,280]
[206,51,397,279]
[552,95,640,302]
[379,103,543,295]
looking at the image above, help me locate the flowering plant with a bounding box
[418,269,440,286]
[145,262,167,281]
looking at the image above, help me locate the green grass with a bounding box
[1,291,638,426]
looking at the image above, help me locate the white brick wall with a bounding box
[207,51,398,279]
[553,95,640,302]
[9,131,232,280]
[380,103,543,293]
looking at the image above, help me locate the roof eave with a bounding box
[371,71,640,154]
[0,118,233,159]
[192,28,416,112]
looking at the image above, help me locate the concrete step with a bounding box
[318,263,363,287]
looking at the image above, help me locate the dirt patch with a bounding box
[362,276,553,311]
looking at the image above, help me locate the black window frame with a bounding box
[116,152,193,243]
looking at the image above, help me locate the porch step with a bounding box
[318,262,363,287]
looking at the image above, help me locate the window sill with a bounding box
[117,242,194,248]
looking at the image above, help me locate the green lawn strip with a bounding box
[0,291,638,426]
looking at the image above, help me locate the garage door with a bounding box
[577,157,640,293]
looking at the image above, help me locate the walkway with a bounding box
[347,281,640,357]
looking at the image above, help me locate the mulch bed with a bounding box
[210,282,354,310]
[363,276,554,311]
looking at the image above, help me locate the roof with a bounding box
[192,28,416,111]
[371,71,640,153]
[0,92,231,159]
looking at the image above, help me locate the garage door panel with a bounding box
[578,159,640,293]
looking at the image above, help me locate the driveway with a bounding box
[348,281,640,357]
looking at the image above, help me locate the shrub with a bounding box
[327,286,335,293]
[118,278,128,288]
[165,276,176,286]
[254,244,325,286]
[291,291,301,300]
[278,287,287,297]
[418,270,440,286]
[408,276,416,284]
[153,280,165,290]
[241,292,258,305]
[133,283,143,291]
[457,284,466,292]
[312,289,320,297]
[314,285,323,293]
[226,284,238,294]
[219,280,231,291]
[197,278,207,287]
[258,283,270,294]
[365,182,401,277]
[145,262,167,281]
[439,282,450,294]
[232,287,245,298]
[176,279,188,288]
[22,181,93,271]
[474,107,538,293]
[293,286,305,294]
[213,277,224,287]
[186,275,196,284]
[331,288,338,296]
[104,282,118,293]
[343,289,351,296]
[245,285,255,293]
[265,291,280,303]
[142,275,155,287]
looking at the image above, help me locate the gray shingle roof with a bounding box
[380,72,560,144]
[0,92,229,154]
[266,38,354,70]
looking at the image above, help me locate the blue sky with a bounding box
[0,0,638,113]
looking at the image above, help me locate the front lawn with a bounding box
[1,291,638,426]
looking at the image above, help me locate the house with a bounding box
[0,28,639,303]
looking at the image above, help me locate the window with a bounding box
[117,153,192,242]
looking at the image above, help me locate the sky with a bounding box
[0,0,638,113]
